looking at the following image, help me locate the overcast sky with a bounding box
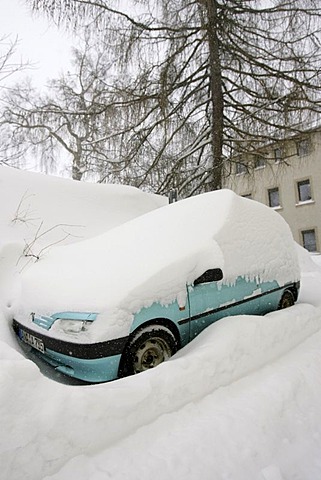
[1,0,74,88]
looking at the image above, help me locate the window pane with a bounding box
[268,188,280,207]
[274,148,283,163]
[254,155,266,169]
[298,180,311,202]
[236,162,247,174]
[194,268,223,285]
[302,229,317,252]
[297,139,311,157]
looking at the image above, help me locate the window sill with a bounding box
[296,200,315,207]
[270,205,283,211]
[254,166,266,170]
[297,152,311,158]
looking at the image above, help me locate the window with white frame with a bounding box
[268,187,280,208]
[302,229,317,252]
[235,161,247,175]
[296,138,311,157]
[297,179,312,202]
[274,147,283,163]
[254,154,266,169]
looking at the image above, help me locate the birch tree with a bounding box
[2,44,127,180]
[0,35,30,167]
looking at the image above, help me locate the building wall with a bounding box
[224,129,321,252]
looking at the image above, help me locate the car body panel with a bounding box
[188,278,285,339]
[13,318,127,382]
[13,277,299,383]
[35,348,122,383]
[130,295,191,347]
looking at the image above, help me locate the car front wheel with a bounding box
[278,290,295,309]
[120,325,178,376]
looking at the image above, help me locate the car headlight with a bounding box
[53,319,93,334]
[48,312,97,335]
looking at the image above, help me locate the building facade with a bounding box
[224,127,321,253]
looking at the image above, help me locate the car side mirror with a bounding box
[193,268,223,286]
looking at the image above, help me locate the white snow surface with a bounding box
[0,166,166,330]
[16,187,299,343]
[0,166,166,248]
[1,168,321,480]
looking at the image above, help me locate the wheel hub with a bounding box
[134,338,171,373]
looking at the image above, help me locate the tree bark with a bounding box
[205,0,224,190]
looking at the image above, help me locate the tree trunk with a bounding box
[72,152,83,181]
[205,0,224,190]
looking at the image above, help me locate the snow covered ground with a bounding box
[1,166,321,480]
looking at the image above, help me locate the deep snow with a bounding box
[1,166,321,480]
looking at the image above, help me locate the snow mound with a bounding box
[0,166,166,321]
[0,166,166,250]
[1,302,320,480]
[1,169,321,480]
[297,244,321,307]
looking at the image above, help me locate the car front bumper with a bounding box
[12,319,128,383]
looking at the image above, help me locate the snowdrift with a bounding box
[0,165,166,328]
[1,168,321,480]
[0,165,166,248]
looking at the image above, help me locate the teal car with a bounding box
[13,190,300,383]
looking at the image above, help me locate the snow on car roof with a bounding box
[17,189,300,341]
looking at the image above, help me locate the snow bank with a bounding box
[45,324,321,480]
[297,245,321,307]
[0,166,166,250]
[2,169,321,480]
[1,303,321,480]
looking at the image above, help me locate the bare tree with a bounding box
[1,42,129,180]
[0,35,31,167]
[13,1,321,194]
[0,35,28,86]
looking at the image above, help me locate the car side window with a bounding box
[193,268,223,286]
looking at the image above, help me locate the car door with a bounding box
[188,268,224,340]
[188,269,262,340]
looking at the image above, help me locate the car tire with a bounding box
[278,290,295,309]
[120,325,178,376]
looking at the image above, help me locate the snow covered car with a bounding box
[13,190,300,383]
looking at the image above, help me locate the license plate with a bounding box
[19,329,45,353]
